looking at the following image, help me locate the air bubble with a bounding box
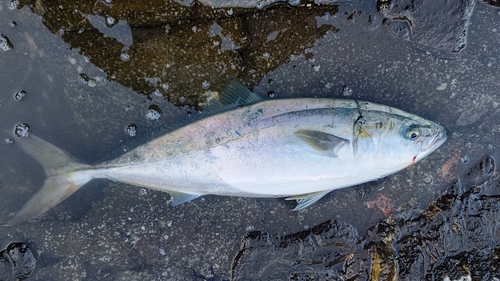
[256,1,266,9]
[106,17,116,27]
[120,52,130,61]
[125,124,137,137]
[0,34,14,51]
[164,24,171,34]
[125,105,131,112]
[14,90,26,101]
[104,0,112,4]
[10,21,17,27]
[87,79,97,87]
[15,123,29,138]
[202,81,210,90]
[342,86,353,96]
[152,89,162,97]
[146,105,162,120]
[139,188,147,195]
[227,8,233,16]
[263,52,270,60]
[102,256,111,263]
[179,96,186,103]
[8,0,19,10]
[267,91,275,98]
[79,74,89,83]
[288,0,300,6]
[162,84,169,92]
[5,139,13,144]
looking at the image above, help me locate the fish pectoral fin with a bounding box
[218,79,263,107]
[286,190,332,211]
[295,130,349,157]
[168,191,201,206]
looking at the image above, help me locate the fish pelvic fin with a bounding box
[6,135,93,225]
[286,190,332,211]
[168,191,200,206]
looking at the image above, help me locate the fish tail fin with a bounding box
[6,135,93,225]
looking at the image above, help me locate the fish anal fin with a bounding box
[169,191,201,206]
[286,190,332,211]
[295,130,349,157]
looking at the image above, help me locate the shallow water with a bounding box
[0,0,499,280]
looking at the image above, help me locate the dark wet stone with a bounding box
[233,156,500,280]
[377,0,476,52]
[368,156,500,279]
[463,156,495,187]
[232,220,368,280]
[483,0,500,7]
[0,243,36,281]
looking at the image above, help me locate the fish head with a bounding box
[353,103,447,177]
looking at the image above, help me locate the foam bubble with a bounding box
[15,123,29,138]
[125,124,137,137]
[14,90,26,101]
[0,34,14,51]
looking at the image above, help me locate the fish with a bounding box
[5,80,447,225]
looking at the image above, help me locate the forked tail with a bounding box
[5,135,93,225]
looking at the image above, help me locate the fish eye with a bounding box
[405,125,421,140]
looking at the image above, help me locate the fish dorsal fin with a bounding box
[286,190,332,210]
[203,80,263,115]
[295,130,349,157]
[168,191,201,206]
[219,79,263,106]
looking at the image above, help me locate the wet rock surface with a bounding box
[0,0,500,280]
[377,0,476,53]
[232,156,500,280]
[232,220,367,280]
[0,243,36,281]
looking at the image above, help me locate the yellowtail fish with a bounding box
[6,80,446,225]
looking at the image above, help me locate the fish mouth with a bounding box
[422,128,447,153]
[413,128,446,164]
